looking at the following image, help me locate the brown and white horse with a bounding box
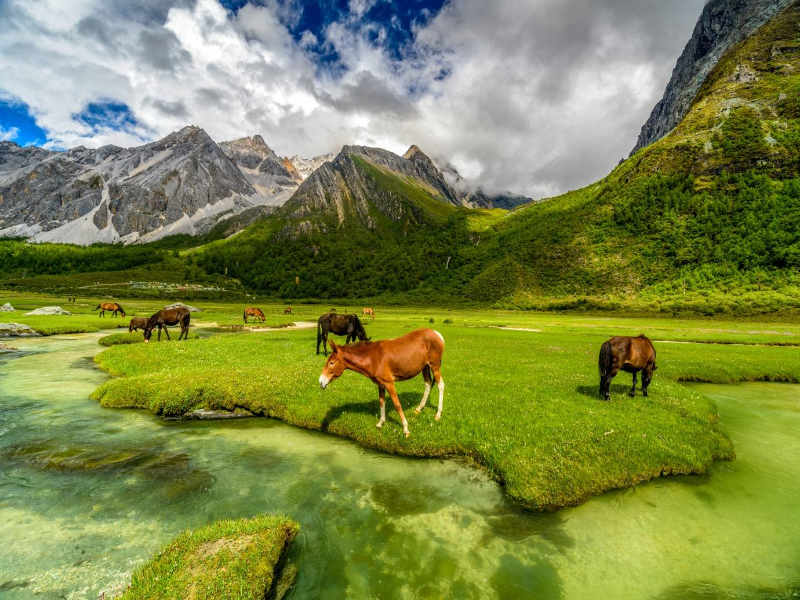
[362,307,375,319]
[599,334,657,400]
[94,302,126,318]
[243,307,265,323]
[318,328,445,438]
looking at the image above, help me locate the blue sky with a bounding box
[0,0,705,197]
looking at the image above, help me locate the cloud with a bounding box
[0,125,20,141]
[0,0,705,197]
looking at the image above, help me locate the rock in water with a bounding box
[24,306,72,316]
[0,303,15,312]
[163,302,202,313]
[0,323,40,336]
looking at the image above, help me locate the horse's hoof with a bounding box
[628,392,635,398]
[643,391,649,397]
[404,431,410,439]
[375,422,383,429]
[435,414,441,421]
[414,408,421,414]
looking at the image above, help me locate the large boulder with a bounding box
[0,303,15,312]
[0,323,40,337]
[163,302,202,313]
[25,306,72,316]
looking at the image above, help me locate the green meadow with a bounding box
[19,295,783,510]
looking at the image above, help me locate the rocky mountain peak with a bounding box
[632,0,794,154]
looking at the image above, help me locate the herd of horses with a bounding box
[94,299,657,437]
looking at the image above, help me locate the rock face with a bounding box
[219,135,298,199]
[0,127,294,244]
[435,159,532,209]
[632,0,794,154]
[287,152,336,181]
[283,145,463,230]
[25,306,71,315]
[0,303,15,312]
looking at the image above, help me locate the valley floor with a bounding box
[4,292,800,508]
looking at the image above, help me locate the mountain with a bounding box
[632,0,794,154]
[287,152,336,181]
[435,158,532,209]
[194,1,800,310]
[279,144,462,235]
[219,135,297,200]
[0,127,295,245]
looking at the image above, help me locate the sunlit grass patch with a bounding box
[120,514,298,600]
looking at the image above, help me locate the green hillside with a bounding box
[191,2,800,314]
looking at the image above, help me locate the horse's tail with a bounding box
[599,341,613,379]
[243,309,246,322]
[316,317,323,352]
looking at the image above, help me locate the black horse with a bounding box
[316,313,369,355]
[143,307,191,342]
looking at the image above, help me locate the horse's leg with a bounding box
[431,363,444,421]
[415,366,432,414]
[376,386,386,429]
[629,372,638,397]
[385,383,409,438]
[164,326,171,341]
[642,366,653,397]
[604,368,619,401]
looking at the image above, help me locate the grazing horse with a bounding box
[243,307,265,323]
[94,302,125,318]
[318,329,446,438]
[284,307,293,315]
[128,317,148,333]
[362,307,375,320]
[598,334,657,401]
[316,313,368,355]
[329,307,337,313]
[143,307,191,342]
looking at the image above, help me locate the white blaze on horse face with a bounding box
[319,373,330,389]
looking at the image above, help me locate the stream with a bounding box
[0,332,797,599]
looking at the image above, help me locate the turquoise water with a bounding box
[0,333,797,598]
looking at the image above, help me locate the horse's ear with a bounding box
[329,340,338,352]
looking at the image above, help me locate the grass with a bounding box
[119,514,298,600]
[90,305,800,509]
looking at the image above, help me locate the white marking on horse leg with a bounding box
[402,417,409,437]
[377,399,386,429]
[415,381,431,414]
[435,377,444,420]
[433,330,444,346]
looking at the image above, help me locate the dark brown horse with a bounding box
[284,307,293,315]
[94,302,125,318]
[143,307,191,342]
[128,317,148,333]
[599,334,657,401]
[316,313,368,355]
[362,307,375,320]
[329,307,337,313]
[319,329,446,438]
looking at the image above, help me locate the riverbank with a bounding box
[91,311,800,509]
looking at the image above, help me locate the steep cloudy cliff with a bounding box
[632,0,794,154]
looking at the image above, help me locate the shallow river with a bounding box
[0,333,797,599]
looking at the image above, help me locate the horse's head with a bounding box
[319,341,346,389]
[119,309,126,318]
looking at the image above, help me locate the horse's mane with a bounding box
[343,340,375,350]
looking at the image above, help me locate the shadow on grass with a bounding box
[575,383,637,399]
[320,391,424,431]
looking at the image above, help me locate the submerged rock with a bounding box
[163,302,202,312]
[24,306,72,316]
[0,323,40,337]
[0,303,15,312]
[0,342,18,352]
